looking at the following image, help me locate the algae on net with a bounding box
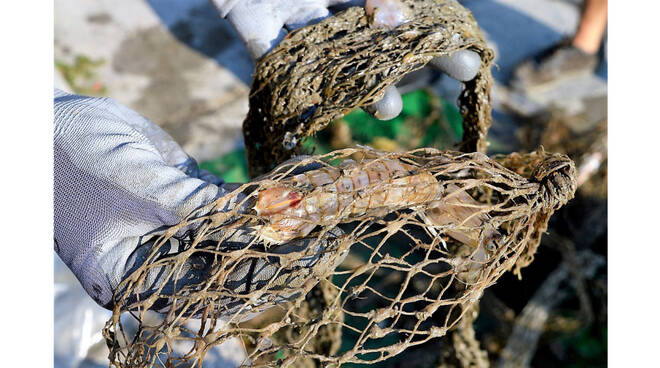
[243,0,494,177]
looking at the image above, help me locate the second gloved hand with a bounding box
[212,0,482,121]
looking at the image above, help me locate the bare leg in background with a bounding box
[572,0,608,54]
[511,0,608,89]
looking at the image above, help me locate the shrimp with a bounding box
[254,158,443,243]
[421,184,502,251]
[254,158,502,253]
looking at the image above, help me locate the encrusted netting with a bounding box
[103,147,576,367]
[243,0,494,177]
[102,1,578,366]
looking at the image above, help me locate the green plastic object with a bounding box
[199,148,249,183]
[342,89,463,147]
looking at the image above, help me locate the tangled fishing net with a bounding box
[102,1,578,366]
[243,0,494,177]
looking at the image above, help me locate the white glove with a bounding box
[54,90,341,311]
[54,89,238,307]
[212,0,483,120]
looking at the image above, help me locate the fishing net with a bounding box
[101,1,578,366]
[243,0,494,177]
[103,147,577,367]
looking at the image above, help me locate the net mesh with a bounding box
[102,1,578,366]
[243,0,494,177]
[103,147,576,367]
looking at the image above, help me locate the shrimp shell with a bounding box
[422,184,501,249]
[255,158,502,250]
[254,158,444,243]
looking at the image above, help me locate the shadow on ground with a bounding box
[146,0,254,85]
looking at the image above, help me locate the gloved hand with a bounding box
[54,89,235,308]
[211,0,483,120]
[54,90,344,312]
[117,155,347,316]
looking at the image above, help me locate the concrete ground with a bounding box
[55,0,252,162]
[54,1,606,367]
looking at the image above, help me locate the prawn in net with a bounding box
[103,147,576,367]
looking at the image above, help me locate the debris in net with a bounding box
[243,0,494,177]
[103,147,577,368]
